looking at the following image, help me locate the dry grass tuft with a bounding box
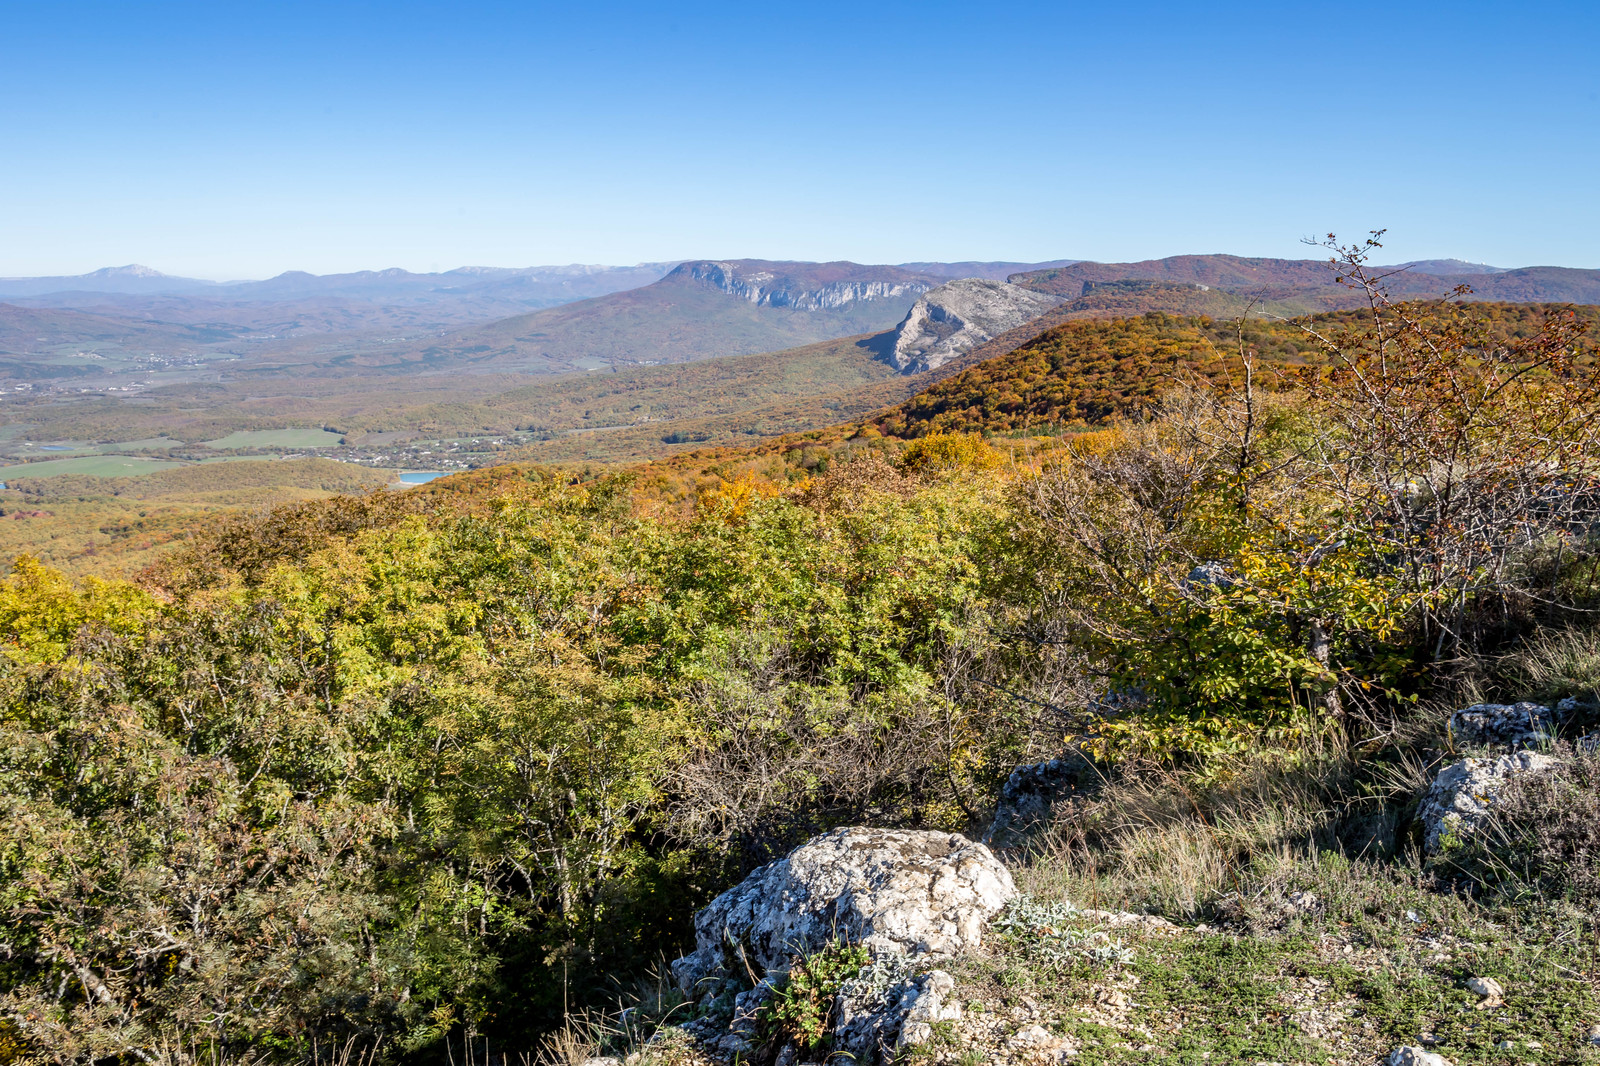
[1014,753,1430,919]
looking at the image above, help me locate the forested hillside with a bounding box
[871,301,1600,438]
[6,250,1600,1064]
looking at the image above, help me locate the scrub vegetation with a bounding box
[5,238,1600,1063]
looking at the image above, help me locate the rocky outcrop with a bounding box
[1448,702,1560,750]
[984,758,1088,846]
[887,278,1063,373]
[674,261,933,312]
[1418,751,1560,852]
[670,827,1015,995]
[832,960,955,1062]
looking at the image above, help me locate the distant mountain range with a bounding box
[0,262,680,300]
[0,259,1078,339]
[378,260,947,374]
[5,253,1600,391]
[1010,254,1600,313]
[0,263,685,334]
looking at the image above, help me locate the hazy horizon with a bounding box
[0,252,1557,287]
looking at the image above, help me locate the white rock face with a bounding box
[1448,702,1559,750]
[1418,751,1560,852]
[680,261,932,311]
[670,827,1016,994]
[888,278,1062,373]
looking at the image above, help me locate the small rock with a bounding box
[984,756,1088,845]
[1590,1022,1600,1045]
[1467,975,1505,1007]
[1016,1024,1052,1043]
[729,981,774,1039]
[1387,1047,1454,1066]
[714,1032,751,1057]
[898,1021,933,1047]
[1095,988,1130,1009]
[1185,560,1234,590]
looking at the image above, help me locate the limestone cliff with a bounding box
[673,260,936,312]
[887,278,1062,373]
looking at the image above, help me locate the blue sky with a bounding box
[2,0,1596,278]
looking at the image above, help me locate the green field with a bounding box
[0,455,183,479]
[203,429,345,450]
[4,437,188,460]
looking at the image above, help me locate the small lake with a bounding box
[398,471,449,485]
[39,445,74,452]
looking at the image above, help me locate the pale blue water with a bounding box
[40,445,72,451]
[398,471,448,484]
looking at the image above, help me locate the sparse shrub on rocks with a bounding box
[1455,741,1600,907]
[759,940,871,1054]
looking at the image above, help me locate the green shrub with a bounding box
[759,939,870,1053]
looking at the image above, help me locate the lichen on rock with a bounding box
[1418,751,1561,852]
[669,827,1015,995]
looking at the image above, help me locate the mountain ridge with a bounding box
[1011,254,1600,311]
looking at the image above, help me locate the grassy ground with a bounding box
[547,855,1600,1066]
[930,855,1600,1064]
[0,454,183,478]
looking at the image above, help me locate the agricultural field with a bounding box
[0,455,182,479]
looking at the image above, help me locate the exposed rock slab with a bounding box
[1418,751,1560,852]
[670,827,1015,994]
[1448,701,1559,750]
[887,278,1062,373]
[984,758,1087,846]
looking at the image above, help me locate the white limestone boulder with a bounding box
[670,827,1015,994]
[1418,751,1560,852]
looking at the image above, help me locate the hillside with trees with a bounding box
[6,244,1600,1063]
